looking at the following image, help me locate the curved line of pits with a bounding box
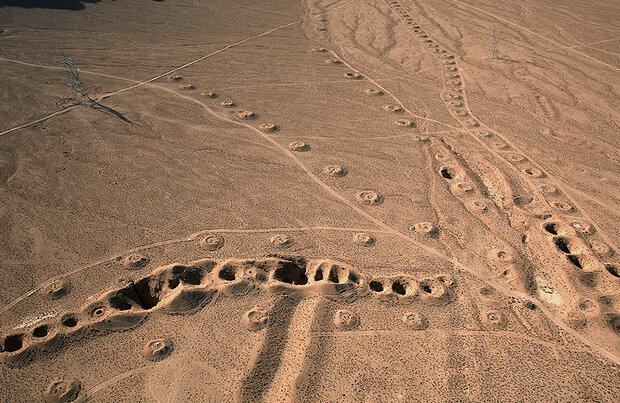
[1,257,457,365]
[386,0,619,314]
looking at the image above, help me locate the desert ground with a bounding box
[0,0,619,401]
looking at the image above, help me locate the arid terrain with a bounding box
[0,0,619,401]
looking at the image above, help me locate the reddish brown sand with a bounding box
[0,0,619,401]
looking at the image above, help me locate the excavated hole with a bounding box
[133,278,161,309]
[61,315,78,328]
[440,168,453,179]
[554,237,571,254]
[369,281,384,292]
[273,261,308,285]
[33,325,49,338]
[314,268,324,282]
[567,255,583,269]
[348,272,360,284]
[3,334,23,352]
[543,223,558,235]
[392,280,407,295]
[168,278,180,289]
[109,294,132,311]
[218,265,238,281]
[605,264,619,278]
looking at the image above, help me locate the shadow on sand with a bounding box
[0,0,164,10]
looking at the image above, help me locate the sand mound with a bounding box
[288,141,309,152]
[364,88,383,95]
[259,123,280,133]
[201,91,218,98]
[383,104,404,113]
[333,309,359,330]
[344,72,363,79]
[180,84,195,90]
[236,110,257,120]
[142,338,173,361]
[121,254,149,270]
[467,199,489,213]
[401,312,428,330]
[481,310,507,329]
[169,75,183,81]
[41,279,71,299]
[322,165,346,177]
[394,119,415,127]
[220,101,236,108]
[418,278,450,304]
[356,190,383,205]
[200,234,225,251]
[43,379,82,403]
[243,306,269,331]
[412,221,439,236]
[270,234,294,248]
[450,181,474,196]
[325,58,342,64]
[353,232,375,246]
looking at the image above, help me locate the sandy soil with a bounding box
[0,0,619,401]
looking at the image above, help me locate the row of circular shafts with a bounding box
[386,0,620,330]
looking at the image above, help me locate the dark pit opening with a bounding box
[543,222,558,235]
[33,325,49,338]
[168,277,180,289]
[369,280,383,292]
[218,265,238,281]
[328,267,341,284]
[133,278,161,309]
[179,266,204,285]
[523,301,537,310]
[605,264,619,278]
[109,294,132,311]
[314,268,324,282]
[391,280,407,295]
[554,237,571,254]
[273,261,308,285]
[61,315,78,328]
[3,334,23,352]
[567,255,583,269]
[348,272,360,284]
[440,168,452,179]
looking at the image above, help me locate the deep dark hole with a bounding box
[421,284,433,293]
[567,255,582,269]
[218,265,238,281]
[168,277,180,289]
[440,168,452,179]
[109,294,132,311]
[273,261,308,285]
[554,237,571,254]
[523,301,537,310]
[179,266,204,285]
[543,223,558,235]
[605,264,619,278]
[369,280,383,292]
[33,325,49,338]
[3,334,23,352]
[133,277,161,309]
[62,316,78,328]
[348,272,360,284]
[391,280,407,295]
[314,268,324,282]
[328,267,340,283]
